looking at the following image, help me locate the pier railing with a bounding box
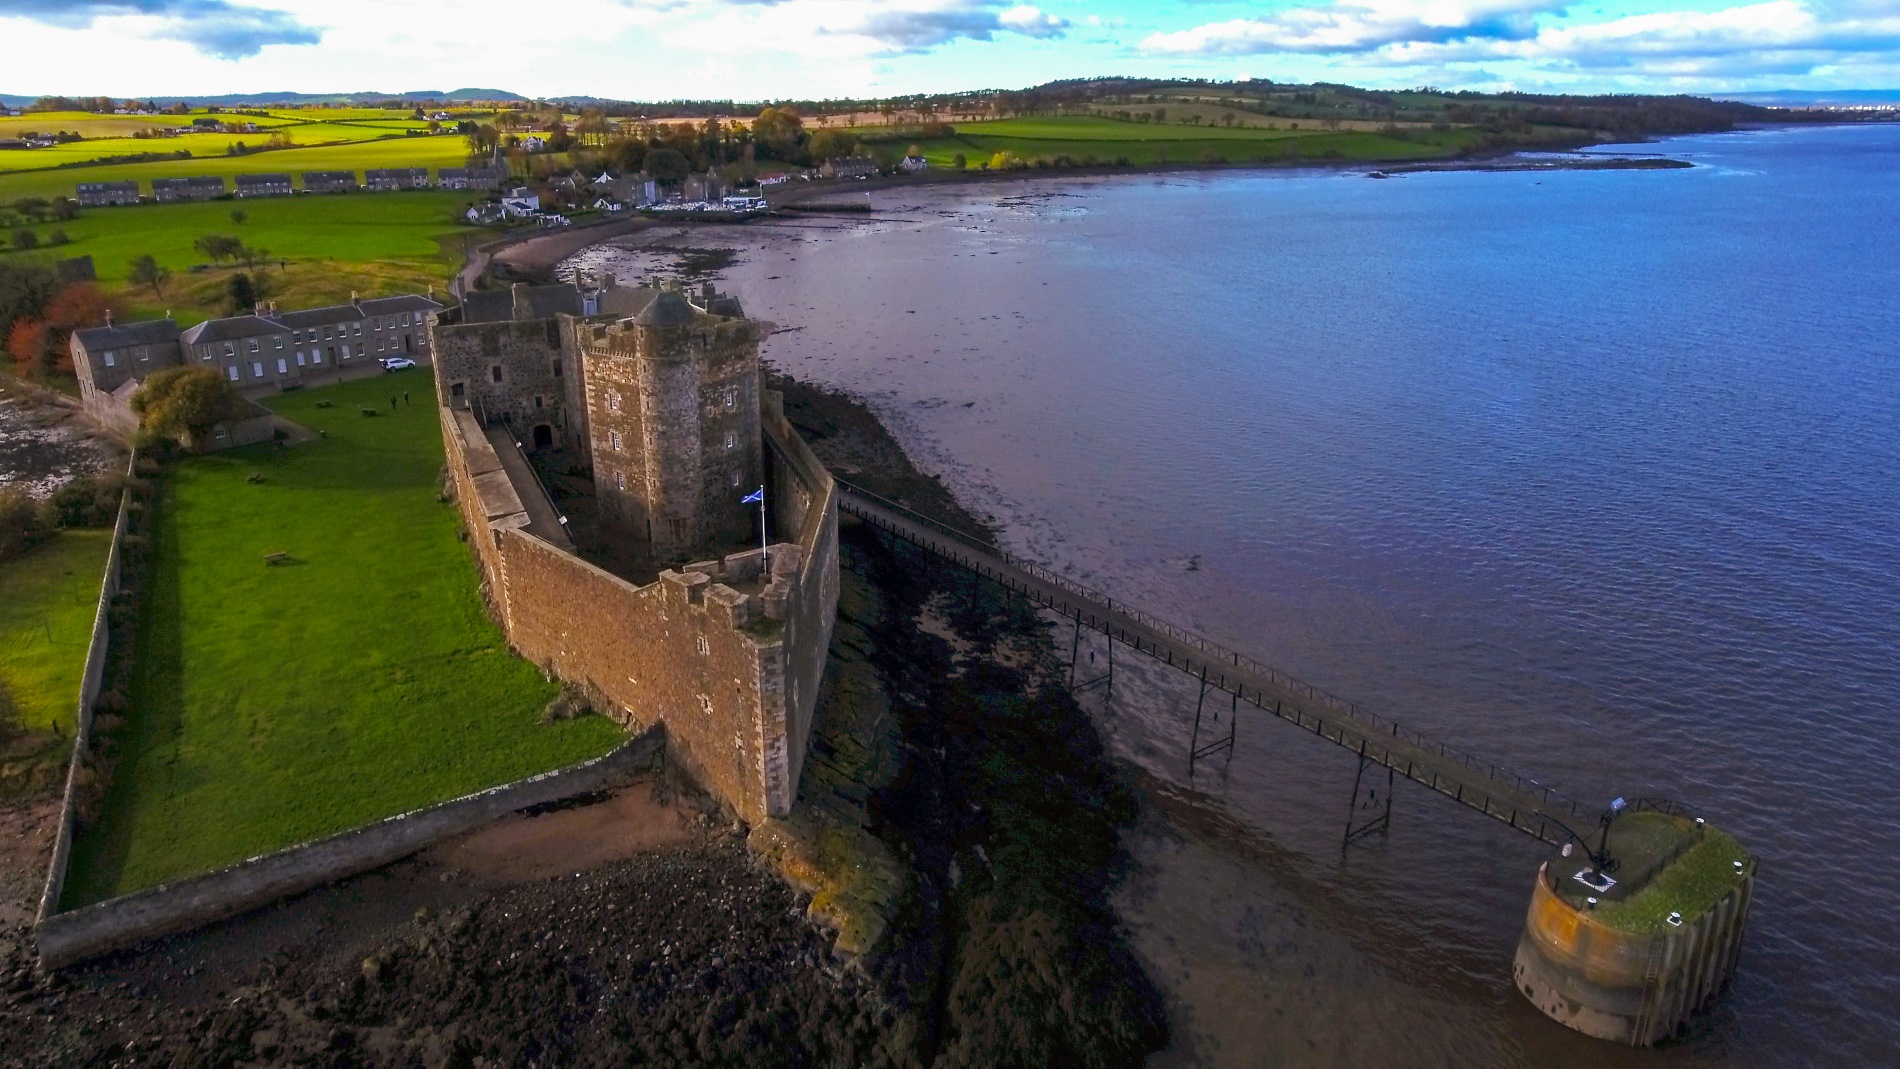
[834,476,1602,841]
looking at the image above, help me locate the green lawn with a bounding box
[0,193,471,283]
[63,375,625,905]
[0,529,114,734]
[952,115,1311,141]
[0,133,475,201]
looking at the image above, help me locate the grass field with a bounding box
[0,530,113,735]
[0,192,475,325]
[0,133,475,201]
[63,375,625,905]
[913,119,1497,170]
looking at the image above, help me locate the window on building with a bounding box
[696,635,710,656]
[610,430,621,451]
[551,359,562,378]
[533,395,543,409]
[251,361,263,378]
[376,339,384,352]
[614,471,625,491]
[224,343,234,357]
[607,390,619,412]
[136,345,148,361]
[248,339,259,353]
[722,386,736,409]
[276,357,287,374]
[275,336,284,349]
[731,470,742,487]
[450,382,465,398]
[102,350,116,367]
[226,366,238,382]
[491,366,503,383]
[311,350,323,365]
[352,323,362,336]
[295,352,305,367]
[724,431,736,451]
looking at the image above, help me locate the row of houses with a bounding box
[74,165,511,206]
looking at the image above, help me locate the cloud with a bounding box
[1141,0,1568,55]
[1140,0,1900,80]
[821,1,1069,52]
[0,0,322,58]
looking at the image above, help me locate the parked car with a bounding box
[381,357,417,371]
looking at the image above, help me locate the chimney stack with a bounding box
[104,309,113,327]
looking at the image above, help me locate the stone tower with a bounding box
[580,287,766,554]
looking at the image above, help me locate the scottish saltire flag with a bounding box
[741,487,765,504]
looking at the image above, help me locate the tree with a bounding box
[752,105,804,160]
[227,272,258,314]
[0,488,56,562]
[808,128,858,161]
[6,318,48,377]
[46,229,68,246]
[128,254,170,297]
[10,229,37,251]
[644,146,691,184]
[230,208,247,225]
[194,234,242,263]
[131,366,240,443]
[952,152,967,170]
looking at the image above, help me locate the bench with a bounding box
[314,400,334,408]
[360,407,379,417]
[263,551,290,565]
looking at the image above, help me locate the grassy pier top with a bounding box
[1552,809,1753,934]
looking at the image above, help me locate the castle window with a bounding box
[731,470,742,487]
[722,386,736,409]
[610,430,621,451]
[491,366,503,383]
[615,471,625,491]
[724,431,736,451]
[533,395,543,409]
[607,390,620,412]
[696,635,710,656]
[551,359,562,378]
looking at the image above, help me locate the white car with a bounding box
[381,357,417,371]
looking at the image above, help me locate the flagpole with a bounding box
[757,486,768,573]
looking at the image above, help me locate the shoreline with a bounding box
[481,138,1709,281]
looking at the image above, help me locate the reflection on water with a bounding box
[565,124,1900,1068]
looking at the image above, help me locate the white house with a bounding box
[500,186,541,217]
[520,134,549,153]
[900,155,929,174]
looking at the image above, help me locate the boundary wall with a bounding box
[439,392,837,824]
[35,729,663,968]
[35,449,138,925]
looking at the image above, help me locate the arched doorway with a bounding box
[531,424,554,450]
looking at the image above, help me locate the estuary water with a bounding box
[567,124,1900,1067]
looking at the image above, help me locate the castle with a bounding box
[430,279,838,823]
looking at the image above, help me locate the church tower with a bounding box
[579,286,766,555]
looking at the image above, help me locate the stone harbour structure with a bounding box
[431,280,838,823]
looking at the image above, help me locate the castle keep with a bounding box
[431,281,837,823]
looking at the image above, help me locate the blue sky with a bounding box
[1,0,1895,99]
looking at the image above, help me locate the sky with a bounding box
[0,0,1896,100]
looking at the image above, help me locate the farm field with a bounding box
[63,375,626,905]
[0,131,473,201]
[0,528,113,735]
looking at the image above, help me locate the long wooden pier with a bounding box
[835,478,1598,847]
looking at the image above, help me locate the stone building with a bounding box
[438,166,507,191]
[152,176,226,202]
[303,170,358,193]
[71,294,443,440]
[366,167,429,191]
[234,173,293,198]
[75,181,139,207]
[431,279,838,823]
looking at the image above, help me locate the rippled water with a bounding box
[567,124,1900,1067]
